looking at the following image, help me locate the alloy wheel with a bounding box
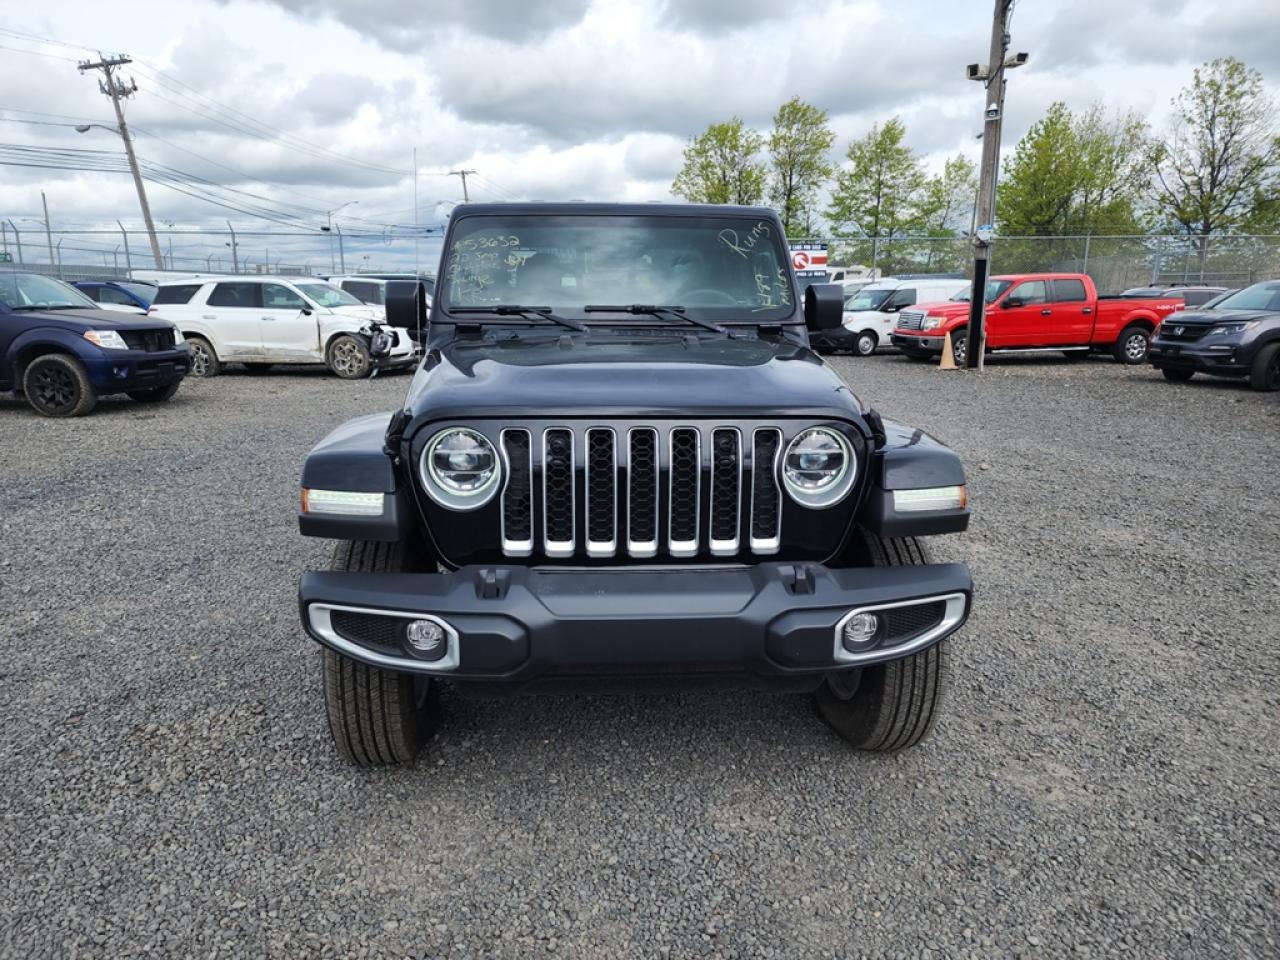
[30,363,78,414]
[1125,332,1149,362]
[332,339,366,377]
[191,344,211,376]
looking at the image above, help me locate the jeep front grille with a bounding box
[498,425,784,560]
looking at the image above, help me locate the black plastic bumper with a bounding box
[890,333,945,354]
[299,561,972,688]
[1149,342,1249,377]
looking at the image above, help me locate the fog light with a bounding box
[406,619,447,659]
[841,612,880,651]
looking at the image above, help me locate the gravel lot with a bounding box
[1,353,1277,959]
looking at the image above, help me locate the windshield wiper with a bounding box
[450,305,587,332]
[9,304,83,311]
[583,304,728,334]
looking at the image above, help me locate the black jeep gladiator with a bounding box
[296,203,973,766]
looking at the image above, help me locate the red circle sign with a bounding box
[792,251,810,270]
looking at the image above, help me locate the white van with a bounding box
[150,276,416,379]
[813,276,969,356]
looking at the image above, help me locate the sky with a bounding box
[0,0,1277,272]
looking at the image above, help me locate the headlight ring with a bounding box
[781,427,857,509]
[420,427,502,510]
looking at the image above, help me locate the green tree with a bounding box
[1151,58,1279,242]
[826,118,925,272]
[767,96,835,236]
[671,118,767,205]
[916,153,977,272]
[997,102,1081,236]
[1072,105,1151,234]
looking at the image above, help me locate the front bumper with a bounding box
[299,561,972,688]
[890,332,945,354]
[1149,339,1250,376]
[83,347,190,392]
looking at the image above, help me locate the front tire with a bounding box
[949,331,969,366]
[1113,325,1151,365]
[327,335,371,379]
[127,380,182,403]
[854,331,878,357]
[321,541,439,766]
[815,530,949,751]
[22,353,97,417]
[186,336,221,377]
[1249,342,1280,392]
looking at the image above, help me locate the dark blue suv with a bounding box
[72,279,158,311]
[1,272,190,417]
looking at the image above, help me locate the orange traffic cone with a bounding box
[939,332,957,370]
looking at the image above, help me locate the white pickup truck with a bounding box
[150,276,416,378]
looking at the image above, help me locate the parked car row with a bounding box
[1149,280,1280,391]
[149,275,418,379]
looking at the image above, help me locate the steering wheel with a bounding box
[678,288,738,306]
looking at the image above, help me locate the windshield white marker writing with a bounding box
[717,222,772,259]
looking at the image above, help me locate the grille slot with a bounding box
[543,429,575,557]
[897,310,925,331]
[500,429,533,556]
[627,428,659,557]
[585,428,617,557]
[330,610,404,651]
[750,429,782,553]
[709,428,741,555]
[120,328,176,352]
[1159,322,1211,343]
[882,601,946,646]
[668,428,701,557]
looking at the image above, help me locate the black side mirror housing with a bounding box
[1002,297,1022,309]
[804,283,845,332]
[386,279,429,343]
[301,307,313,316]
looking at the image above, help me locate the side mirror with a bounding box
[804,283,844,332]
[1002,296,1022,309]
[882,303,901,313]
[301,307,313,316]
[386,279,429,343]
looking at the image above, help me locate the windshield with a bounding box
[440,215,796,322]
[953,279,1012,303]
[844,288,893,311]
[1211,282,1280,312]
[296,283,363,308]
[0,273,97,310]
[119,281,157,301]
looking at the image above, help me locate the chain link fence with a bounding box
[793,234,1280,291]
[0,224,443,279]
[2,223,1278,292]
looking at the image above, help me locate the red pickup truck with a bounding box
[890,273,1184,365]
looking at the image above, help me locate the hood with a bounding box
[1167,307,1275,325]
[902,300,971,318]
[403,333,863,422]
[330,304,386,323]
[15,306,174,331]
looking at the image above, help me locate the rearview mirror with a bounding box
[804,283,844,332]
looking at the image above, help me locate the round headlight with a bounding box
[782,427,856,508]
[420,427,501,510]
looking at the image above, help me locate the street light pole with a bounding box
[324,201,357,273]
[964,0,1026,371]
[41,192,55,269]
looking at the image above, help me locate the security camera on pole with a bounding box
[963,1,1027,371]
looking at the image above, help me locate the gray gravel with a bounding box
[1,355,1277,959]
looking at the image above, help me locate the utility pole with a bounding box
[226,221,240,272]
[41,192,55,268]
[335,224,346,273]
[449,169,476,202]
[963,0,1027,370]
[78,53,165,269]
